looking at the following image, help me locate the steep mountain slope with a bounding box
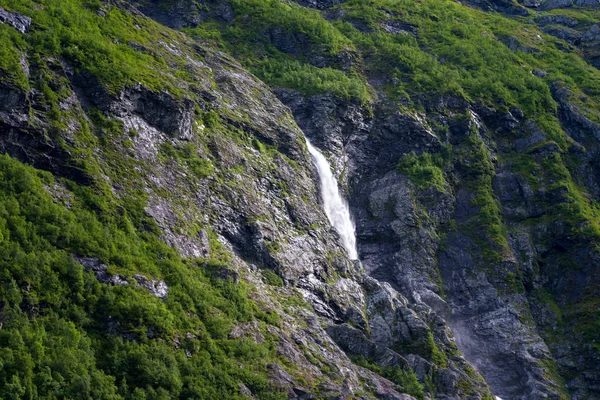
[0,0,599,399]
[123,0,600,398]
[0,0,494,399]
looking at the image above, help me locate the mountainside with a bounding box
[0,0,599,399]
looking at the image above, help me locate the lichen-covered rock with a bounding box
[133,274,168,299]
[293,0,348,10]
[538,0,573,10]
[76,257,129,286]
[0,7,31,33]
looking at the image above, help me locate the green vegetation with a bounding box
[0,0,201,96]
[0,23,28,88]
[176,0,600,124]
[0,154,284,398]
[425,333,449,368]
[397,149,450,191]
[254,58,372,104]
[229,0,352,55]
[541,153,600,240]
[352,356,426,399]
[159,142,215,179]
[261,269,284,287]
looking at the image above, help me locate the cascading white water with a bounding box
[306,139,358,260]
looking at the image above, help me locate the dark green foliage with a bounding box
[384,367,426,399]
[181,0,372,103]
[254,58,372,104]
[0,0,194,95]
[453,132,509,261]
[172,0,600,172]
[397,149,451,191]
[351,356,425,399]
[261,269,284,287]
[0,23,28,88]
[159,142,214,179]
[227,0,352,55]
[541,154,600,240]
[0,154,284,399]
[423,332,448,368]
[178,0,599,122]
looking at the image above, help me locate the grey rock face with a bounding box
[280,90,493,397]
[538,0,573,10]
[80,259,175,303]
[502,35,541,53]
[70,79,195,139]
[0,77,93,184]
[76,257,129,286]
[293,0,348,9]
[378,20,417,35]
[326,323,410,368]
[0,7,31,33]
[575,0,600,6]
[533,11,600,72]
[543,25,582,43]
[536,15,579,27]
[133,274,169,299]
[277,82,600,398]
[463,0,529,14]
[438,234,561,400]
[0,81,27,114]
[493,164,556,222]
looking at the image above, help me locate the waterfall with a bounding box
[306,139,358,260]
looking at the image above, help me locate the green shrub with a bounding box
[261,269,284,287]
[159,142,214,179]
[0,0,194,96]
[397,150,450,191]
[351,356,426,399]
[254,58,372,104]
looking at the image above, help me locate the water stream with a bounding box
[306,139,358,260]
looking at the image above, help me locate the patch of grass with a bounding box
[160,142,215,179]
[351,356,426,399]
[254,58,372,104]
[0,0,201,96]
[261,269,284,287]
[228,0,353,56]
[397,148,451,192]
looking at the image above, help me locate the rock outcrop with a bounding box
[0,7,31,33]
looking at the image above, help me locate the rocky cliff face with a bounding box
[131,1,600,398]
[1,0,600,399]
[0,0,494,398]
[277,78,600,400]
